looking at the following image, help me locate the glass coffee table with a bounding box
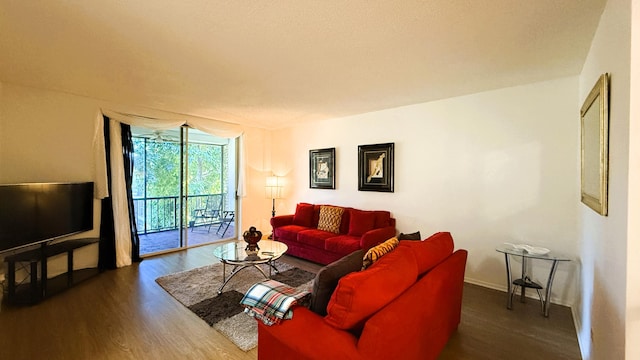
[212,240,288,294]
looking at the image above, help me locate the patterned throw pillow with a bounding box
[362,237,400,270]
[317,206,344,234]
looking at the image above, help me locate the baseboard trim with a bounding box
[463,277,572,307]
[571,306,588,359]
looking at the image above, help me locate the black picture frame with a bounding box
[358,143,394,192]
[310,147,336,189]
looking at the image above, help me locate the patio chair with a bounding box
[216,210,235,237]
[190,194,222,232]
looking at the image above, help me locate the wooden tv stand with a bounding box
[4,238,100,305]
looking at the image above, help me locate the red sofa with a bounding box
[257,232,468,360]
[271,203,396,265]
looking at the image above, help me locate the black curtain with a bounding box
[99,116,117,270]
[121,123,142,263]
[98,116,142,270]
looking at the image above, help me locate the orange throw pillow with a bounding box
[362,237,399,270]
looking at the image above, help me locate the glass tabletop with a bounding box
[495,244,571,261]
[212,240,288,264]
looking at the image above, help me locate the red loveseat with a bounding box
[257,232,468,360]
[270,203,396,265]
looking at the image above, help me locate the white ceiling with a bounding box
[0,1,606,129]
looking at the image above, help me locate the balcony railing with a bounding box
[133,194,225,235]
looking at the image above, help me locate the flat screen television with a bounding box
[0,182,94,253]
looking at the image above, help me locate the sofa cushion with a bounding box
[293,203,314,227]
[362,237,399,269]
[274,224,309,242]
[309,249,365,316]
[348,209,376,237]
[317,206,344,234]
[399,231,454,275]
[297,229,335,248]
[324,235,361,255]
[398,231,422,240]
[325,245,418,331]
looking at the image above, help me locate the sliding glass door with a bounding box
[131,126,236,256]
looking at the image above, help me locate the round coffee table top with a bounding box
[212,239,288,265]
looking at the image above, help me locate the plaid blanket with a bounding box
[240,279,310,326]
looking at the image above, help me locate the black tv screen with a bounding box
[0,182,94,252]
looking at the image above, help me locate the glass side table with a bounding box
[495,244,571,317]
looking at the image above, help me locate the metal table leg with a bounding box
[217,260,269,294]
[505,254,558,317]
[268,259,281,276]
[543,260,560,317]
[504,253,513,309]
[520,256,527,302]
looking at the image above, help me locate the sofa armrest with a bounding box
[360,226,396,250]
[270,214,294,228]
[257,307,360,360]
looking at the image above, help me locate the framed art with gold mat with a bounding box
[580,73,609,216]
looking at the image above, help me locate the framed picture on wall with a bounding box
[310,147,335,189]
[580,73,609,216]
[358,143,394,192]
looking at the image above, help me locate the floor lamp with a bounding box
[265,176,283,238]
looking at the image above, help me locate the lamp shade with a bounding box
[265,176,283,199]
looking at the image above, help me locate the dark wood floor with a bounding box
[439,284,581,359]
[0,244,581,359]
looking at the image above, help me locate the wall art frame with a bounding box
[309,147,336,189]
[580,73,609,216]
[358,142,394,192]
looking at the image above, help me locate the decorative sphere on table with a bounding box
[243,226,262,251]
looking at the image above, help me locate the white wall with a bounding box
[273,76,580,306]
[577,0,631,358]
[627,3,640,359]
[238,126,282,234]
[0,84,97,183]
